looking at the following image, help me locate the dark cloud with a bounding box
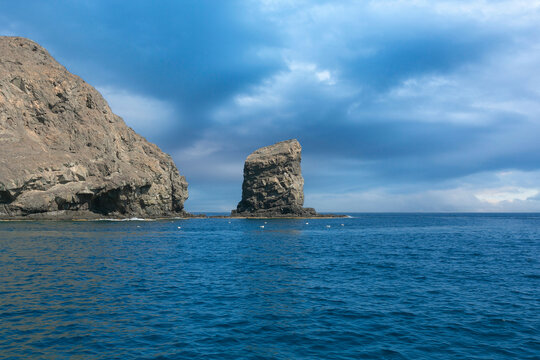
[0,1,282,138]
[2,1,540,211]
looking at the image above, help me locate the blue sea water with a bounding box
[0,213,539,359]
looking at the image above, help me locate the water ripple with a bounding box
[0,214,539,359]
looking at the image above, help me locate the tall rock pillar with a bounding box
[232,139,316,217]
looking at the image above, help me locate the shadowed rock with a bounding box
[232,139,317,217]
[0,37,189,219]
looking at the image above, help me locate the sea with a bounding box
[0,213,538,359]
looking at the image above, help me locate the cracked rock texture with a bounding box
[0,37,188,219]
[232,139,316,217]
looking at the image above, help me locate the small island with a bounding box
[229,139,345,218]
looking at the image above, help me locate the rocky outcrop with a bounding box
[0,37,188,219]
[232,139,317,217]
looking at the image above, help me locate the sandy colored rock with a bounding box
[0,36,188,219]
[232,139,316,217]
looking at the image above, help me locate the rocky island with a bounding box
[0,37,189,219]
[231,139,334,218]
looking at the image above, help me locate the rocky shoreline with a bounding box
[0,212,348,221]
[0,210,196,221]
[212,214,348,219]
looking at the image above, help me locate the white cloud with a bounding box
[269,0,540,26]
[238,0,540,131]
[315,70,335,84]
[174,139,223,159]
[304,169,540,212]
[287,60,316,72]
[97,86,179,140]
[205,0,540,212]
[350,35,540,127]
[308,186,540,212]
[282,60,336,85]
[306,187,483,212]
[475,187,539,204]
[409,0,540,24]
[214,58,349,126]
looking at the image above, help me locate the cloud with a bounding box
[475,187,539,204]
[407,0,540,24]
[98,86,179,142]
[305,169,540,212]
[306,188,486,213]
[308,188,540,213]
[180,0,540,210]
[308,185,540,213]
[3,0,540,211]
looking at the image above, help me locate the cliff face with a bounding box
[0,37,188,219]
[233,139,316,217]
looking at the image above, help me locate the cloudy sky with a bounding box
[2,0,540,212]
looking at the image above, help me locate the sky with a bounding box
[2,0,540,212]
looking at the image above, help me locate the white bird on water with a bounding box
[305,222,309,225]
[260,225,265,229]
[178,226,181,229]
[326,225,331,228]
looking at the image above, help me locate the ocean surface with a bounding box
[0,213,539,359]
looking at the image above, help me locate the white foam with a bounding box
[96,217,155,222]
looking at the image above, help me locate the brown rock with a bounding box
[232,139,317,217]
[0,37,188,219]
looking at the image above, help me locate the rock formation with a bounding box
[232,139,317,217]
[0,37,188,219]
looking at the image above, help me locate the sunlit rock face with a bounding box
[0,37,188,219]
[232,139,317,217]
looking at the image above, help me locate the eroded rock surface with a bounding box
[232,139,316,217]
[0,37,188,219]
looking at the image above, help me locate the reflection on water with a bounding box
[0,215,539,359]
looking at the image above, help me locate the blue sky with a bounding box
[2,0,540,212]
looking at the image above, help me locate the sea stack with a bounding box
[0,37,188,219]
[232,139,317,217]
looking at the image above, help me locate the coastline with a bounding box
[0,211,348,221]
[211,214,349,219]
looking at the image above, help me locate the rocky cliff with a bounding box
[232,139,317,217]
[0,37,188,219]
